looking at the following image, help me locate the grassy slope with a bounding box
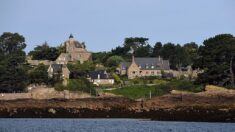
[104,80,203,99]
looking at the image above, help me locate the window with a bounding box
[139,71,142,74]
[146,71,149,74]
[122,66,126,70]
[146,64,149,69]
[151,71,154,75]
[132,71,135,74]
[151,65,154,69]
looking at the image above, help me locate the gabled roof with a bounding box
[120,57,170,70]
[135,57,170,70]
[89,70,111,79]
[50,64,63,72]
[66,35,85,49]
[73,41,84,48]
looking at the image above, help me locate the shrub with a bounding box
[54,78,96,95]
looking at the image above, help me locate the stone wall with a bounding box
[0,93,31,100]
[27,60,54,66]
[0,88,91,100]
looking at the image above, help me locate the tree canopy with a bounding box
[0,32,28,92]
[194,34,235,87]
[28,42,62,61]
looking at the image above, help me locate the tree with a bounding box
[92,52,112,64]
[0,32,28,92]
[112,73,121,84]
[106,56,124,67]
[135,44,152,57]
[183,42,199,66]
[195,34,235,87]
[67,61,95,78]
[0,32,26,55]
[28,64,48,84]
[124,37,149,50]
[28,42,60,61]
[152,42,162,57]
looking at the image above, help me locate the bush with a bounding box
[54,78,96,95]
[54,82,66,91]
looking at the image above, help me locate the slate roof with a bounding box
[120,57,170,70]
[135,57,170,70]
[66,36,86,49]
[89,70,111,79]
[51,64,63,72]
[73,41,84,48]
[120,62,131,70]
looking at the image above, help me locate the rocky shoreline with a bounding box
[1,92,235,122]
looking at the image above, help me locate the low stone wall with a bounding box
[0,88,91,100]
[27,60,54,66]
[0,93,31,100]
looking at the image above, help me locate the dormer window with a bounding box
[151,65,154,69]
[146,64,149,69]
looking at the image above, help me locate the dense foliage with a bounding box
[28,42,65,61]
[55,78,96,95]
[111,37,199,70]
[0,32,28,92]
[28,64,49,85]
[194,34,235,87]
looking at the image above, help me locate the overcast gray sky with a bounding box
[0,0,235,52]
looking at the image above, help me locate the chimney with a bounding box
[132,54,135,64]
[158,56,161,61]
[98,74,100,80]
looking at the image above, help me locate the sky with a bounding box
[0,0,235,53]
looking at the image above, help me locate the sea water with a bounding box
[0,118,235,132]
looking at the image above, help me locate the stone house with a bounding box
[47,64,70,79]
[87,70,114,86]
[118,56,171,79]
[63,34,92,64]
[172,66,201,79]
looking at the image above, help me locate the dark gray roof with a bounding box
[120,57,170,70]
[73,41,84,48]
[51,64,63,72]
[135,57,170,70]
[120,62,131,70]
[89,70,111,79]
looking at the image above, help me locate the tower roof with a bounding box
[69,34,74,39]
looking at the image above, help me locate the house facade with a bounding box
[88,70,114,86]
[118,56,171,79]
[47,64,70,79]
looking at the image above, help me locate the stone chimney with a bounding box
[132,54,135,64]
[98,74,100,80]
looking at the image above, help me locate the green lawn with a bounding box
[104,79,203,99]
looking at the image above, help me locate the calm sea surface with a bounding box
[0,118,235,132]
